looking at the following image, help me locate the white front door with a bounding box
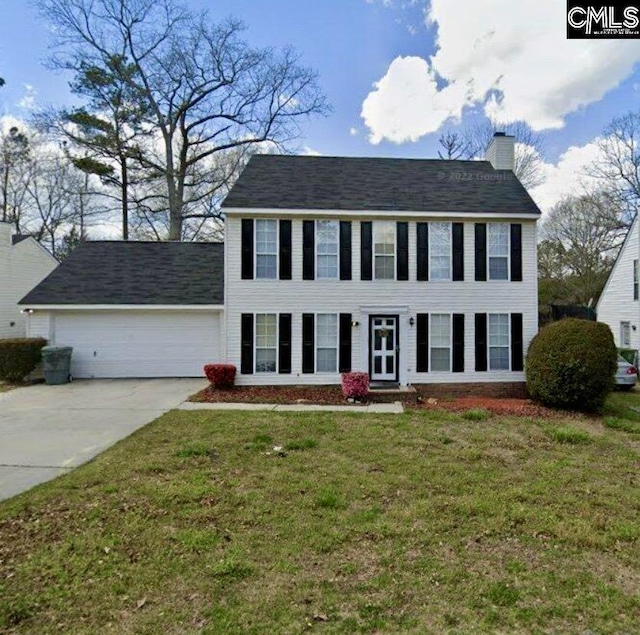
[370,316,398,381]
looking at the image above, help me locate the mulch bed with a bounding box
[417,396,560,418]
[191,384,561,417]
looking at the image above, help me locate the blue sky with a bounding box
[2,0,640,211]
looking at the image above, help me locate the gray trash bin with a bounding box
[41,346,73,385]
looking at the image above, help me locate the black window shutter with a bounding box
[452,223,464,281]
[339,313,352,372]
[416,313,429,372]
[278,313,292,374]
[302,220,315,280]
[510,223,523,282]
[475,313,487,372]
[279,220,292,280]
[241,313,254,374]
[511,313,524,371]
[302,313,315,373]
[475,223,487,282]
[361,222,373,281]
[340,221,352,281]
[241,219,254,280]
[416,222,429,281]
[452,314,465,373]
[397,222,409,281]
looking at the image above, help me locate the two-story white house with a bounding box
[21,133,541,392]
[0,221,57,339]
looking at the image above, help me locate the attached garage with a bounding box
[20,241,225,379]
[48,310,221,378]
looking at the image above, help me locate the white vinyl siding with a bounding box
[489,313,510,370]
[430,222,451,280]
[430,313,451,371]
[374,221,395,280]
[255,219,277,279]
[316,313,338,372]
[488,223,509,280]
[255,313,277,372]
[316,220,339,279]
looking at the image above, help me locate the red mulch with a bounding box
[191,384,562,417]
[417,396,560,418]
[191,384,346,405]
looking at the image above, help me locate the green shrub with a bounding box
[0,338,47,382]
[526,319,616,413]
[618,348,638,365]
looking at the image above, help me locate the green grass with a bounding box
[1,403,640,633]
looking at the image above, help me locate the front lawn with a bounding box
[1,404,639,633]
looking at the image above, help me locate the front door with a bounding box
[370,316,398,382]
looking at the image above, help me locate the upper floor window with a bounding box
[488,223,509,280]
[430,222,451,280]
[255,219,278,279]
[317,221,339,279]
[489,313,510,370]
[374,221,395,280]
[430,314,451,371]
[316,313,338,372]
[634,260,638,300]
[255,313,277,372]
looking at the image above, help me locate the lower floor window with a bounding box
[489,313,510,370]
[316,313,338,372]
[621,321,631,348]
[430,314,451,371]
[255,313,277,372]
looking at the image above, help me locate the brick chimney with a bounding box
[486,132,515,171]
[0,221,11,247]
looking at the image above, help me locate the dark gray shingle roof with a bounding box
[222,155,541,215]
[20,241,224,306]
[12,235,30,245]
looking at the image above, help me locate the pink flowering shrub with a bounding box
[204,363,237,389]
[341,371,369,400]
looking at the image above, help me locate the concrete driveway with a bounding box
[0,378,206,501]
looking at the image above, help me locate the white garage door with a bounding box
[52,310,221,378]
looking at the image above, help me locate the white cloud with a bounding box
[362,0,640,143]
[301,146,321,156]
[530,140,604,213]
[349,127,359,136]
[17,85,37,111]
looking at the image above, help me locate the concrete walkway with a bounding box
[0,379,206,501]
[180,401,405,413]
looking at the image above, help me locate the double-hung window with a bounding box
[489,314,510,370]
[316,313,338,372]
[430,222,451,280]
[634,260,638,300]
[374,221,395,280]
[488,223,509,280]
[430,314,451,371]
[317,221,339,279]
[255,219,277,279]
[255,313,277,372]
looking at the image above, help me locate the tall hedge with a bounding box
[526,319,617,412]
[0,338,47,382]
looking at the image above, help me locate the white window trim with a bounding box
[621,321,632,348]
[428,221,452,282]
[429,313,452,373]
[315,312,339,373]
[488,313,511,371]
[316,220,339,280]
[373,221,396,281]
[255,219,279,280]
[487,223,510,282]
[255,312,278,374]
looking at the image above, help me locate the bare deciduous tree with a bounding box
[39,0,329,240]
